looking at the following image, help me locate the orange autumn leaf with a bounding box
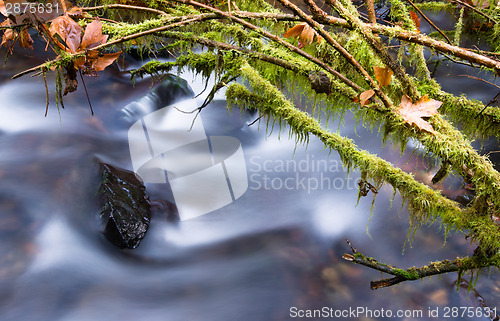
[284,22,322,48]
[359,89,375,106]
[283,23,305,38]
[49,15,82,53]
[80,19,107,50]
[373,66,393,87]
[19,27,33,50]
[397,94,442,134]
[93,51,122,71]
[409,11,421,33]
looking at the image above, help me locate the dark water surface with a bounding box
[0,44,499,321]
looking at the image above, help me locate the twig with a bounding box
[12,15,212,79]
[81,4,169,17]
[406,0,452,44]
[43,68,49,116]
[448,0,499,25]
[459,74,500,90]
[364,0,376,24]
[79,69,93,116]
[169,0,363,94]
[277,0,393,109]
[342,240,499,290]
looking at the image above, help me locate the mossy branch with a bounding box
[277,0,394,109]
[343,240,498,290]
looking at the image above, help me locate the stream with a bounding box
[0,23,500,321]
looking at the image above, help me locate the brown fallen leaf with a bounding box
[359,89,375,106]
[19,27,33,50]
[80,19,107,50]
[63,63,78,95]
[409,10,421,33]
[93,51,122,72]
[49,15,82,53]
[373,66,393,87]
[284,22,322,48]
[397,94,442,134]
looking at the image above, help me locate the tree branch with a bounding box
[342,240,499,290]
[277,0,394,109]
[81,3,169,17]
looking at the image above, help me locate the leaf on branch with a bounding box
[80,19,107,50]
[283,22,322,48]
[373,66,393,86]
[397,95,442,134]
[409,11,421,33]
[308,71,331,94]
[49,15,82,53]
[63,62,78,95]
[18,26,33,49]
[359,89,375,106]
[92,51,122,72]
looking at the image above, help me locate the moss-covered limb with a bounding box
[448,0,499,25]
[327,0,421,101]
[424,84,500,138]
[258,8,500,74]
[343,249,499,289]
[13,14,215,80]
[230,10,500,74]
[231,62,463,219]
[169,0,364,93]
[230,62,500,253]
[277,0,394,110]
[81,3,169,17]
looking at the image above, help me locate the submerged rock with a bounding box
[99,163,151,249]
[118,74,194,125]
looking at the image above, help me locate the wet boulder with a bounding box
[99,163,151,249]
[118,74,195,125]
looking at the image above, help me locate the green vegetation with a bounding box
[3,0,500,289]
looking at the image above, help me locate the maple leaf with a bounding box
[284,22,322,48]
[373,66,393,87]
[397,95,442,134]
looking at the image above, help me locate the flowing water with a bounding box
[0,36,499,321]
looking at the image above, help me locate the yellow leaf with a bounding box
[359,89,375,106]
[300,24,315,45]
[283,23,306,38]
[373,66,393,87]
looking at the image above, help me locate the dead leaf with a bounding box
[63,63,78,95]
[359,89,375,106]
[409,11,420,33]
[373,66,393,87]
[49,15,82,53]
[308,71,331,94]
[397,94,442,134]
[283,23,305,38]
[80,19,107,50]
[93,51,122,71]
[19,27,33,49]
[284,22,322,47]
